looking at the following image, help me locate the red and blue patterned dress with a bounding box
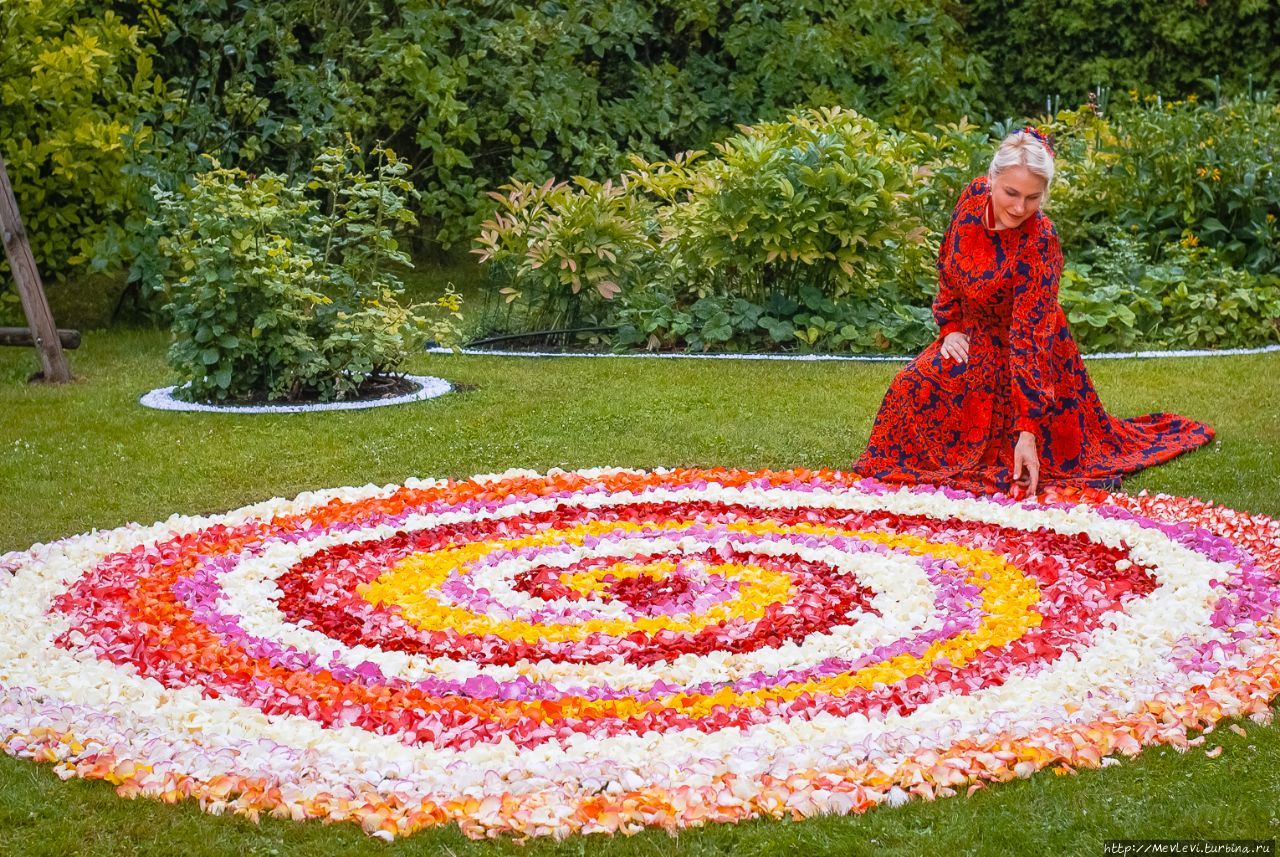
[853,176,1214,494]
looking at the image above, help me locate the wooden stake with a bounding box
[0,153,71,382]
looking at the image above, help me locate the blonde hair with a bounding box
[987,130,1055,200]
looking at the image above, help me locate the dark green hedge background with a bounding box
[2,0,1277,300]
[965,0,1280,114]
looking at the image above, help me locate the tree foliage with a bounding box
[0,0,165,294]
[4,0,986,297]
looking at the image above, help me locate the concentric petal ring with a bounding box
[2,468,1278,839]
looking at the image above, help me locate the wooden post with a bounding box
[0,153,71,382]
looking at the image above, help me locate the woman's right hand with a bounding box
[940,331,970,363]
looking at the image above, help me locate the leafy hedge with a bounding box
[474,98,1280,355]
[964,0,1280,117]
[4,1,1278,353]
[1060,235,1280,352]
[2,0,984,303]
[1051,95,1280,275]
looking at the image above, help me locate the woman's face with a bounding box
[990,165,1046,229]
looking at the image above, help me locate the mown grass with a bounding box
[1,328,1278,856]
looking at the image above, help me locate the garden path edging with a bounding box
[139,375,452,414]
[426,344,1280,362]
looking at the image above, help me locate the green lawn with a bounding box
[1,329,1278,856]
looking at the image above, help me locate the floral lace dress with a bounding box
[853,176,1214,494]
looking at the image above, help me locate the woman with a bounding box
[852,128,1214,497]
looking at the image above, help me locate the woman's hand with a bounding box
[1012,431,1039,496]
[940,331,970,363]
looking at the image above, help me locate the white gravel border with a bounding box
[427,343,1280,362]
[139,375,452,414]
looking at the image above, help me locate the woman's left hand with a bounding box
[1012,431,1039,496]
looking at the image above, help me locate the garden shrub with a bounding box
[477,107,963,352]
[1056,233,1157,352]
[0,0,165,308]
[153,142,461,403]
[1142,253,1280,350]
[1060,233,1280,352]
[1049,95,1280,277]
[476,100,1280,355]
[621,107,952,352]
[471,177,658,332]
[651,107,930,304]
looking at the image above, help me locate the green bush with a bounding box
[1061,233,1280,351]
[477,106,970,352]
[1056,233,1156,352]
[153,142,460,403]
[471,177,657,332]
[138,0,983,253]
[650,107,931,303]
[1049,95,1280,277]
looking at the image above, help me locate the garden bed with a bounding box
[139,374,452,414]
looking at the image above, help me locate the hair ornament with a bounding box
[1021,126,1056,157]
